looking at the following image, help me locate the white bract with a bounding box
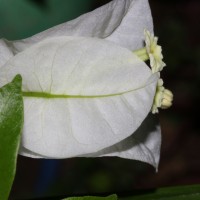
[0,0,162,169]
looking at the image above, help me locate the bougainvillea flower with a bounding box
[152,79,173,114]
[0,0,162,169]
[144,29,166,73]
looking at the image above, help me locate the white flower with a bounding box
[144,29,166,73]
[0,0,161,169]
[152,79,173,114]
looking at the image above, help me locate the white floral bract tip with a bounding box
[152,79,173,114]
[0,0,161,169]
[144,29,166,73]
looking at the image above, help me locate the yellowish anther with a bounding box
[144,29,166,73]
[152,79,173,114]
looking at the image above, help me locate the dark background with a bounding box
[0,0,199,199]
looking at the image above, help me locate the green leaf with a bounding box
[62,194,118,200]
[0,75,24,200]
[120,185,200,200]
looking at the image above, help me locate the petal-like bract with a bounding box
[0,0,162,169]
[3,0,153,53]
[0,39,13,67]
[0,36,159,167]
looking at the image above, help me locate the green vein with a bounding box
[22,91,123,99]
[22,73,158,99]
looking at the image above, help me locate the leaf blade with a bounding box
[63,194,118,200]
[0,75,23,200]
[120,185,200,200]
